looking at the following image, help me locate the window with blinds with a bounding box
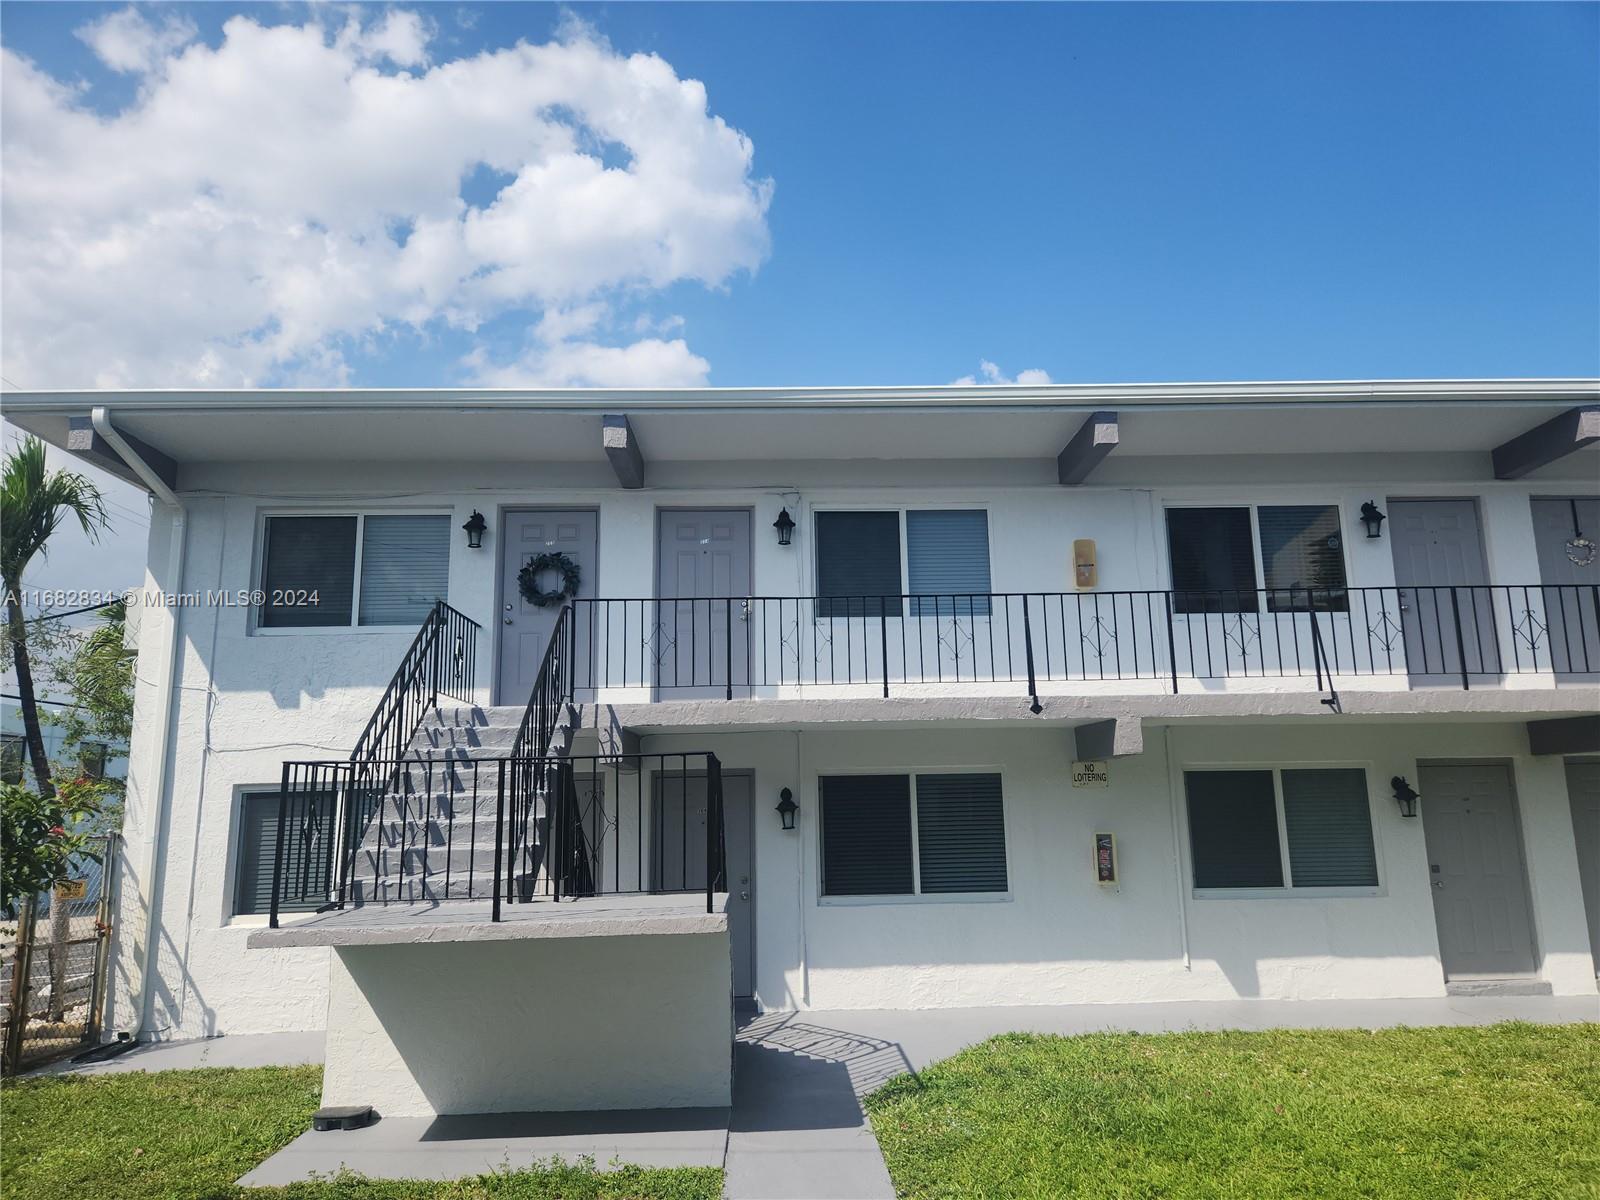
[260,516,357,627]
[1258,506,1348,613]
[821,775,914,895]
[1166,508,1258,614]
[821,772,1009,897]
[358,515,451,626]
[815,512,903,618]
[915,773,1007,892]
[907,511,992,616]
[258,513,449,629]
[1185,770,1283,888]
[232,790,335,916]
[1187,767,1379,892]
[1281,769,1378,886]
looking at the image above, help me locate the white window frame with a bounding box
[1183,762,1386,900]
[810,505,995,603]
[1161,502,1352,608]
[816,766,1013,906]
[251,508,452,635]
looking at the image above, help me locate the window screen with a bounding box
[1282,768,1378,887]
[260,516,356,627]
[1259,506,1348,613]
[907,511,992,616]
[1166,508,1258,614]
[233,790,335,915]
[915,773,1007,892]
[816,512,903,618]
[358,515,450,626]
[820,775,913,895]
[0,734,25,785]
[1185,770,1284,888]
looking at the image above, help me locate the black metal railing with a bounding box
[511,604,574,761]
[268,751,726,926]
[348,600,479,766]
[560,584,1598,703]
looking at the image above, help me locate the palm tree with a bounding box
[2,436,108,800]
[3,436,108,1025]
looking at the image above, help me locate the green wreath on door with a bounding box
[518,552,582,608]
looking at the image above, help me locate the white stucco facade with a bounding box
[15,381,1584,1048]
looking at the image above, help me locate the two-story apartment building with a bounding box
[5,379,1597,1114]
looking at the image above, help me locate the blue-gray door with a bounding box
[1531,498,1600,681]
[1387,500,1498,686]
[498,510,597,705]
[653,771,755,996]
[1420,762,1537,979]
[1567,760,1600,976]
[655,510,752,698]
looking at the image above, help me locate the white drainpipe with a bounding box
[91,407,186,1042]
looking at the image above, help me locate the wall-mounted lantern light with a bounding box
[775,787,798,830]
[462,510,488,550]
[1359,502,1386,540]
[773,508,796,547]
[1390,775,1419,818]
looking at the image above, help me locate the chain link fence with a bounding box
[2,834,118,1074]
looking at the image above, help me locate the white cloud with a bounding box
[4,10,771,389]
[76,7,198,74]
[951,360,1053,386]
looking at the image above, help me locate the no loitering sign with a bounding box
[1071,760,1109,788]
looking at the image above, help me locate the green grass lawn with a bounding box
[865,1022,1600,1200]
[0,1066,721,1200]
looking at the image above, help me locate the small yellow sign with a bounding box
[54,879,88,901]
[1071,760,1109,788]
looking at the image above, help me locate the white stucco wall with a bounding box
[321,933,732,1116]
[104,452,1597,1039]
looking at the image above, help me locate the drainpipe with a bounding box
[92,407,186,1044]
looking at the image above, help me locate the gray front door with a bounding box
[1566,760,1600,976]
[1388,500,1498,685]
[1531,499,1600,681]
[498,510,597,705]
[1420,762,1537,979]
[655,509,753,698]
[653,771,755,997]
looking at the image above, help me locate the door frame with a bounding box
[492,505,600,706]
[653,506,756,699]
[1418,758,1542,981]
[649,767,756,996]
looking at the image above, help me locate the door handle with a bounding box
[739,890,750,900]
[504,618,513,626]
[738,600,751,623]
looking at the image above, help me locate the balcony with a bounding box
[560,585,1599,709]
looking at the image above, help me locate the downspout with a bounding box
[92,407,186,1043]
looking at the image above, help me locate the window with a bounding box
[816,509,992,618]
[1166,505,1349,615]
[0,734,25,785]
[821,772,1007,897]
[816,512,902,618]
[232,789,336,916]
[1167,508,1257,614]
[1186,767,1378,892]
[1258,506,1348,612]
[78,742,108,780]
[259,514,449,629]
[907,510,992,616]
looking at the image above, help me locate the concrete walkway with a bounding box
[39,994,1600,1199]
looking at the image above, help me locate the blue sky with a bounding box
[1,1,1596,392]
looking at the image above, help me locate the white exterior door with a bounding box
[654,509,753,698]
[1420,762,1537,979]
[1388,500,1498,686]
[497,510,597,705]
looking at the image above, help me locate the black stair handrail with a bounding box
[511,603,573,762]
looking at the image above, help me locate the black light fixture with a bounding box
[462,510,487,550]
[1359,502,1386,540]
[773,507,796,547]
[775,787,798,830]
[1390,775,1419,819]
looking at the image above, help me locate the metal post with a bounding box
[1164,593,1180,694]
[1021,595,1042,714]
[724,601,734,700]
[84,834,118,1046]
[1449,587,1471,690]
[879,602,890,698]
[3,895,37,1074]
[269,761,291,929]
[706,755,723,913]
[492,759,505,923]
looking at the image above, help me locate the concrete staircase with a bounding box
[346,703,576,905]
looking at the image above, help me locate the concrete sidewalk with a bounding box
[37,994,1600,1199]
